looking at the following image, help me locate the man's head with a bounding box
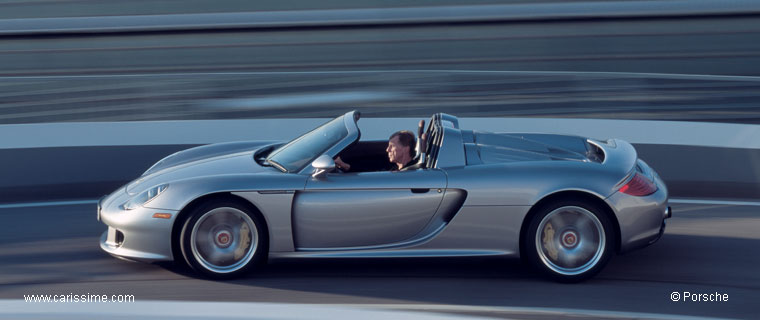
[387,130,416,168]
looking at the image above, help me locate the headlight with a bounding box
[121,184,168,210]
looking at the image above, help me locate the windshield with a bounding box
[266,116,348,173]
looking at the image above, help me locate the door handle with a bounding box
[411,188,430,194]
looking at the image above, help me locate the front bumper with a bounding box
[98,188,178,262]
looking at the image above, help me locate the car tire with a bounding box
[179,199,268,279]
[523,199,615,283]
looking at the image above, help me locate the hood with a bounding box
[467,132,598,164]
[127,141,278,195]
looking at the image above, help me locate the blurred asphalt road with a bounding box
[0,201,757,319]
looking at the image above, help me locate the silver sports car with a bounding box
[98,111,671,282]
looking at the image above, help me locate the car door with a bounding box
[293,169,447,249]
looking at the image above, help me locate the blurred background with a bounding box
[1,0,760,123]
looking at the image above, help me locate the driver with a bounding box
[335,130,417,172]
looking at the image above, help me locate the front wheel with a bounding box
[523,200,615,282]
[179,199,267,279]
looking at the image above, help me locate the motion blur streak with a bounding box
[0,2,759,79]
[2,1,760,36]
[0,71,759,124]
[0,1,758,124]
[2,16,760,76]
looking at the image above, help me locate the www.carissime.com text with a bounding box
[23,293,135,303]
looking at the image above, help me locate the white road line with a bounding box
[200,91,406,110]
[0,199,98,209]
[0,300,727,320]
[0,300,489,320]
[669,198,760,207]
[353,304,724,320]
[1,117,759,150]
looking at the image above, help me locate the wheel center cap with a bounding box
[561,230,579,248]
[215,230,233,248]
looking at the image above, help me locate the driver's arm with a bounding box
[334,156,351,171]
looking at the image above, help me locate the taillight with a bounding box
[619,172,657,196]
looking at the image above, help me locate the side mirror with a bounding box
[311,155,335,178]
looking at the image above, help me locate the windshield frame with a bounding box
[266,111,360,174]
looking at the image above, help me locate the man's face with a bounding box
[386,136,408,164]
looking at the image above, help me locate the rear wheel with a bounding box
[523,200,615,282]
[179,199,267,279]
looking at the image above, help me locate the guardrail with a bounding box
[1,118,759,203]
[2,0,760,36]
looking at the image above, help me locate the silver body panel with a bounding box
[99,111,669,264]
[434,126,466,169]
[296,169,446,248]
[232,191,296,252]
[605,159,670,252]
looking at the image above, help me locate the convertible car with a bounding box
[98,111,671,282]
